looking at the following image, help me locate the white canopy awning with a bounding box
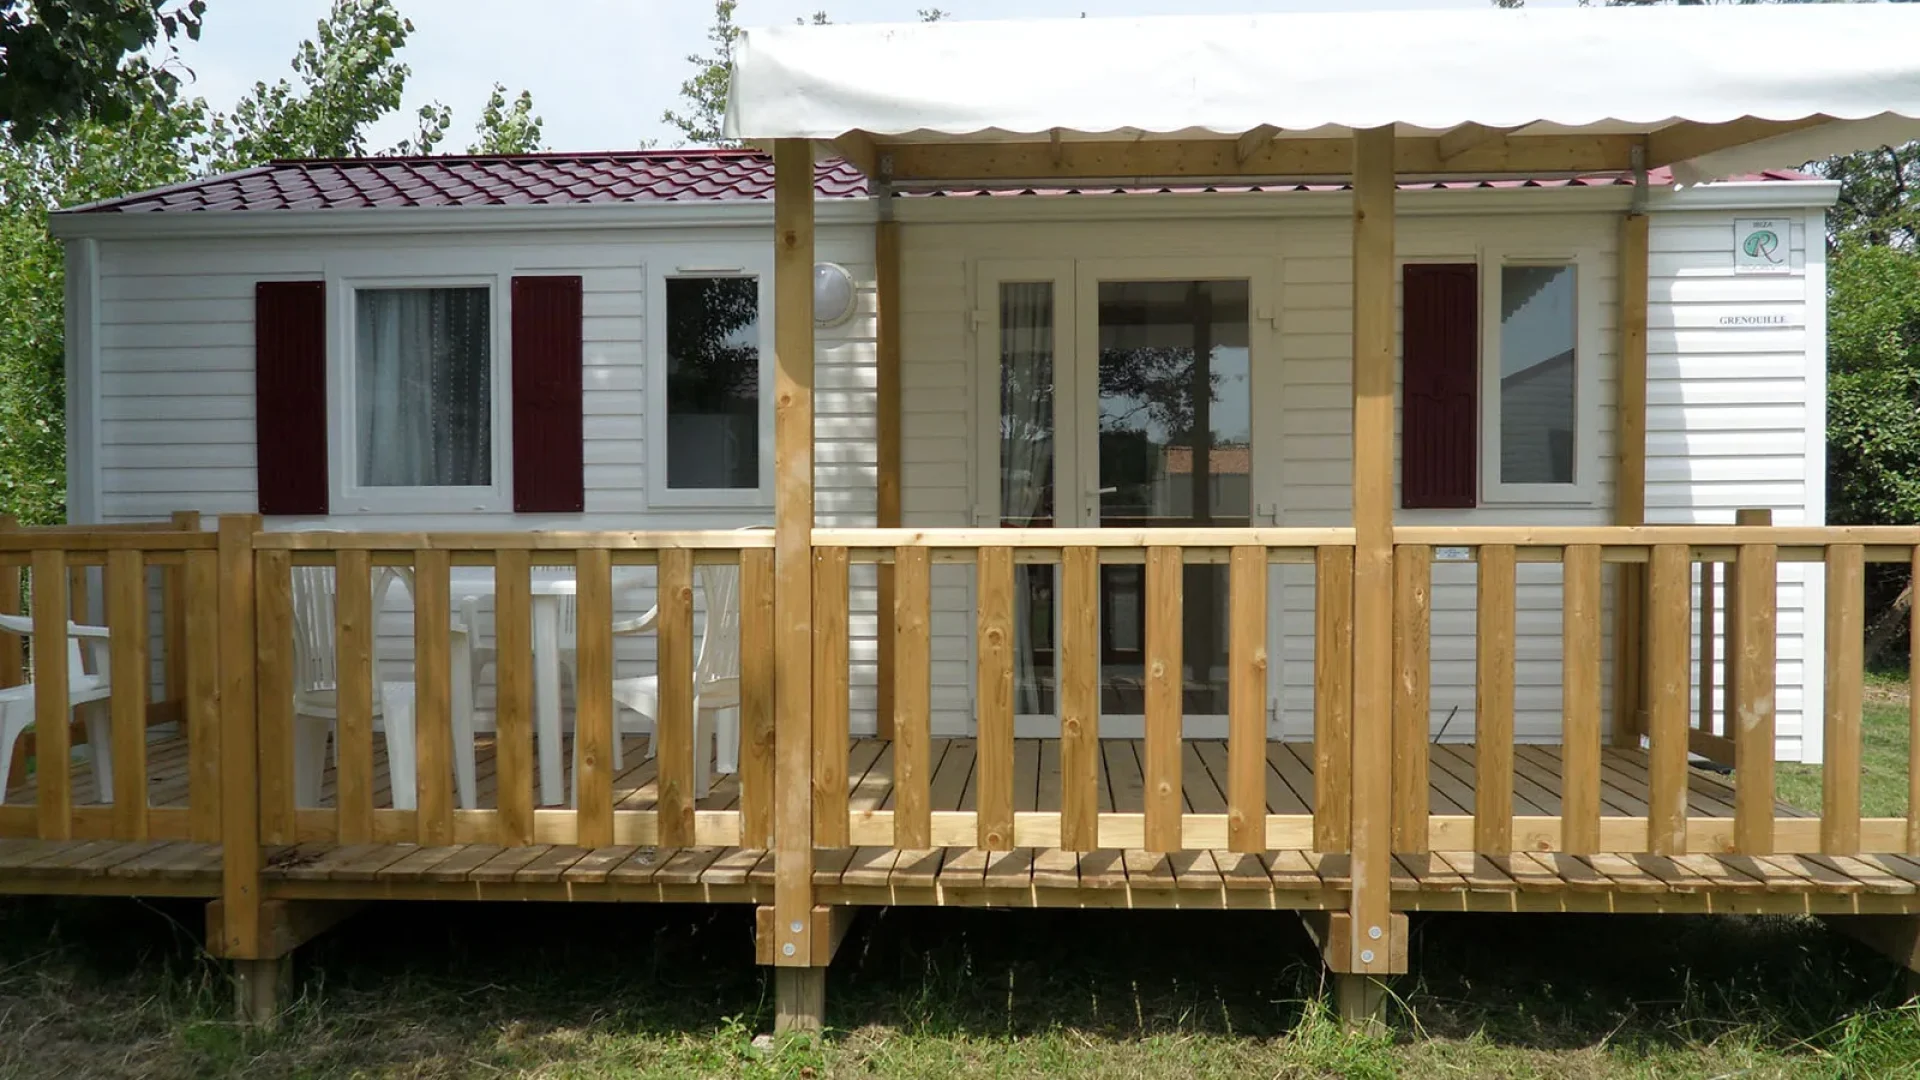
[723,5,1920,184]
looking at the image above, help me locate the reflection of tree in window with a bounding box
[1499,265,1577,486]
[666,277,760,489]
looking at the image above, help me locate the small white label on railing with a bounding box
[1435,546,1473,562]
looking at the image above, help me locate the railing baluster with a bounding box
[739,548,776,849]
[975,545,1015,851]
[893,546,932,849]
[412,549,454,845]
[573,547,614,848]
[1391,544,1431,854]
[1228,545,1268,854]
[656,548,695,847]
[1732,539,1777,854]
[252,548,295,843]
[1144,546,1184,853]
[1060,546,1100,852]
[1561,544,1602,855]
[31,550,70,839]
[106,549,148,836]
[333,549,374,844]
[1824,543,1865,856]
[184,548,221,842]
[162,510,199,712]
[494,549,534,846]
[1313,546,1353,853]
[1647,543,1693,855]
[810,545,850,847]
[1475,544,1516,856]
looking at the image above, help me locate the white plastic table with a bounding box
[448,567,578,806]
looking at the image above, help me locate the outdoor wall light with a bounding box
[813,261,858,328]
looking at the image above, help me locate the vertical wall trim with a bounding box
[875,217,902,739]
[1610,212,1651,748]
[64,238,101,524]
[1800,207,1829,765]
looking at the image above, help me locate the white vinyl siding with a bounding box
[83,221,882,732]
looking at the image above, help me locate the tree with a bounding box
[0,0,204,144]
[204,0,446,166]
[665,1,953,147]
[470,83,543,155]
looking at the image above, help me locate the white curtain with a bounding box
[999,283,1054,716]
[356,288,491,487]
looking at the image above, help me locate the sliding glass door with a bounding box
[981,257,1273,737]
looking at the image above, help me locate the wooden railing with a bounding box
[812,527,1357,854]
[1391,524,1918,857]
[0,515,220,842]
[248,530,778,851]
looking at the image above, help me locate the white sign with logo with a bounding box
[1734,218,1792,275]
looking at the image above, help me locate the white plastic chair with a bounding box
[288,567,483,810]
[0,614,114,805]
[608,560,743,801]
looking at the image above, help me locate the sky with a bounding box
[168,0,1587,156]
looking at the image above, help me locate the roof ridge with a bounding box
[265,147,770,167]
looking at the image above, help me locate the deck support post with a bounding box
[215,513,268,1025]
[1612,210,1651,748]
[770,139,822,988]
[1332,974,1390,1035]
[231,956,293,1029]
[775,967,829,1034]
[1347,125,1400,983]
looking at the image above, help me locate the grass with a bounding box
[7,899,1920,1076]
[6,687,1920,1077]
[1777,671,1911,817]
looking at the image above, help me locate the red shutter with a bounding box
[1401,263,1479,509]
[511,276,585,513]
[254,281,328,516]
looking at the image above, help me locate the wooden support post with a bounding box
[874,217,902,741]
[232,956,293,1029]
[1333,974,1390,1036]
[771,138,817,969]
[1348,124,1398,976]
[208,899,365,961]
[216,514,264,963]
[775,967,828,1034]
[1612,211,1651,748]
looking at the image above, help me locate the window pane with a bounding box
[999,282,1056,715]
[355,287,492,488]
[666,277,760,489]
[1499,265,1577,485]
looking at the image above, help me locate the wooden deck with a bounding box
[12,732,1915,912]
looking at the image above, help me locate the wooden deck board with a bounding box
[4,732,1886,909]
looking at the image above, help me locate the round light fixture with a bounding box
[813,262,857,328]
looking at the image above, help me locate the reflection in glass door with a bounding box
[1094,280,1251,717]
[998,281,1059,717]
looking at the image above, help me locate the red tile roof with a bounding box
[59,151,1818,215]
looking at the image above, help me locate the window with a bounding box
[647,267,772,507]
[1496,264,1577,486]
[353,286,493,488]
[1476,253,1596,505]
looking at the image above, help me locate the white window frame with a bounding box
[1478,246,1602,506]
[330,263,512,515]
[645,246,777,509]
